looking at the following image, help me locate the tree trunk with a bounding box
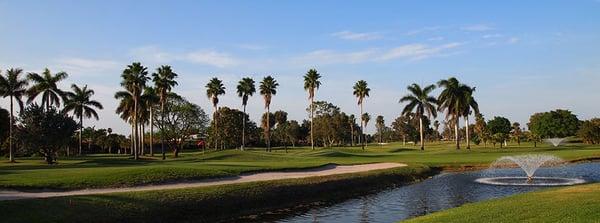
[454,116,460,150]
[161,101,166,160]
[465,117,470,150]
[419,117,424,150]
[141,124,145,156]
[150,107,154,156]
[350,123,354,147]
[9,96,14,162]
[310,96,314,150]
[130,122,134,155]
[133,97,139,160]
[213,105,218,151]
[79,116,83,155]
[242,104,246,150]
[267,106,271,152]
[360,103,364,150]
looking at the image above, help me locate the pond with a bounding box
[243,162,599,223]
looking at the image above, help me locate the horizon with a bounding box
[1,0,599,134]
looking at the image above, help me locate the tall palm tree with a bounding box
[400,83,438,150]
[141,87,159,155]
[115,90,134,154]
[353,80,370,149]
[259,76,279,152]
[236,77,255,150]
[0,68,28,162]
[26,68,68,111]
[463,87,479,149]
[437,77,471,150]
[303,69,321,150]
[349,114,356,146]
[119,62,149,159]
[375,115,384,143]
[206,77,226,150]
[64,84,103,156]
[362,112,371,148]
[152,65,178,160]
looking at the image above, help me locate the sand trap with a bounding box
[0,162,405,201]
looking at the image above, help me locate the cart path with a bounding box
[0,162,406,201]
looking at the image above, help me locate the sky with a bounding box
[1,0,599,134]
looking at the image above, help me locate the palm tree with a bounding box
[362,112,371,148]
[206,77,225,150]
[119,62,149,160]
[64,84,103,156]
[353,80,370,149]
[0,68,28,162]
[259,76,279,152]
[437,77,471,150]
[236,77,255,150]
[141,87,159,155]
[462,87,479,149]
[115,90,134,154]
[26,68,68,111]
[303,69,321,150]
[400,83,438,150]
[349,114,356,146]
[375,115,384,143]
[152,65,178,160]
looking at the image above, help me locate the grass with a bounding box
[1,141,599,190]
[403,183,600,223]
[0,165,434,223]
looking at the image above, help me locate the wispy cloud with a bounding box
[292,42,463,65]
[482,34,503,39]
[55,57,120,73]
[405,26,442,35]
[461,24,494,32]
[237,44,268,50]
[331,31,382,41]
[507,37,520,44]
[130,46,240,68]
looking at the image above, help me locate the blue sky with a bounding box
[1,0,599,134]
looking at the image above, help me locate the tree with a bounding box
[392,115,415,146]
[399,83,437,150]
[63,84,103,156]
[511,122,523,146]
[26,68,68,111]
[473,113,490,147]
[155,95,209,157]
[141,87,159,156]
[0,68,29,162]
[119,62,149,160]
[577,119,600,144]
[208,106,256,150]
[114,90,135,154]
[437,77,472,149]
[349,114,356,146]
[303,69,321,150]
[286,120,301,147]
[362,112,371,146]
[353,80,370,149]
[524,131,541,147]
[375,115,385,143]
[152,65,178,159]
[487,116,511,148]
[527,109,580,138]
[462,87,479,149]
[259,76,278,152]
[206,77,226,150]
[0,108,9,154]
[17,104,77,164]
[236,77,255,150]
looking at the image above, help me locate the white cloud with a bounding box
[331,31,382,41]
[54,57,120,74]
[482,34,503,39]
[427,36,444,41]
[461,24,494,32]
[129,46,240,68]
[405,26,442,35]
[378,42,463,61]
[237,44,268,50]
[507,37,520,44]
[292,49,377,65]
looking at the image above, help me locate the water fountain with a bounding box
[545,137,566,147]
[475,154,585,186]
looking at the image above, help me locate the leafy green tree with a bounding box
[375,115,385,143]
[152,65,178,159]
[473,113,490,147]
[353,80,370,148]
[527,109,580,138]
[206,77,226,150]
[0,108,9,155]
[400,83,437,150]
[362,112,371,146]
[17,104,77,164]
[303,69,321,150]
[524,131,541,147]
[259,76,278,152]
[26,68,68,110]
[392,114,415,146]
[437,77,473,149]
[577,119,600,144]
[236,77,255,150]
[487,116,511,147]
[511,122,523,146]
[285,120,301,147]
[0,68,29,162]
[63,84,103,156]
[155,95,208,156]
[208,106,257,150]
[349,114,356,146]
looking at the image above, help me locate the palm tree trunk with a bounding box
[141,124,145,156]
[454,116,460,150]
[359,103,364,150]
[465,117,471,150]
[9,96,14,162]
[419,117,424,150]
[350,123,354,147]
[213,105,218,151]
[242,104,246,150]
[130,122,134,155]
[161,101,166,160]
[150,108,154,156]
[310,96,314,150]
[267,105,271,152]
[79,116,83,156]
[133,98,139,160]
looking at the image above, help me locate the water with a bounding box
[545,138,566,147]
[246,162,599,223]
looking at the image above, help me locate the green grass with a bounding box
[403,183,600,223]
[0,165,434,223]
[1,141,599,190]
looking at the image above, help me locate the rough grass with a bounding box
[403,183,600,223]
[0,141,599,190]
[0,165,434,223]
